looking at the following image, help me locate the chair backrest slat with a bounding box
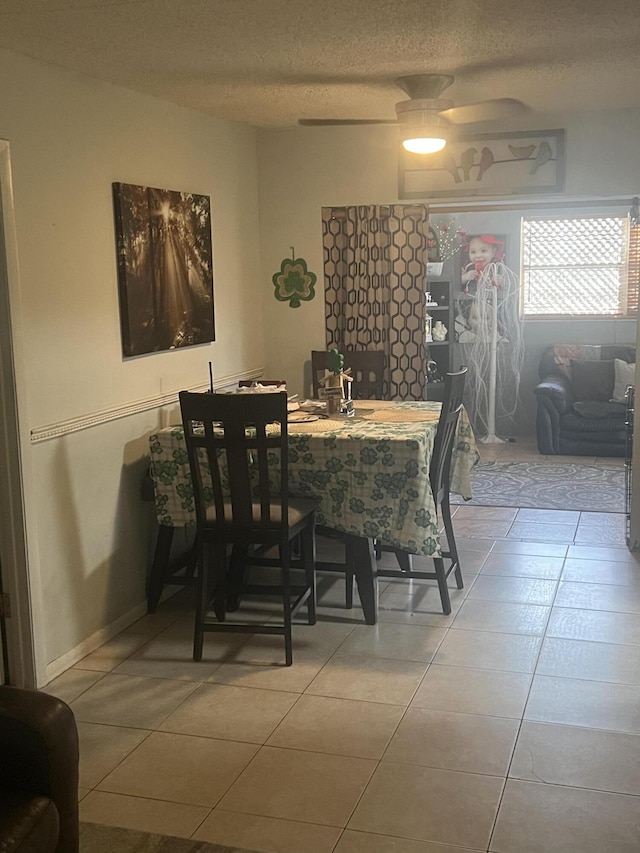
[204,429,228,526]
[311,350,385,399]
[179,391,288,538]
[430,368,468,501]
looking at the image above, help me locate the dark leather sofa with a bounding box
[535,344,635,457]
[0,686,79,853]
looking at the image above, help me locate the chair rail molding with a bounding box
[30,367,264,443]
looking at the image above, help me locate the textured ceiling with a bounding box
[1,0,639,128]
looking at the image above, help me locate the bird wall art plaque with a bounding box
[398,129,565,199]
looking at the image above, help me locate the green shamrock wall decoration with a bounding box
[272,251,317,308]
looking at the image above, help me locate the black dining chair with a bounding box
[179,390,316,666]
[238,379,287,388]
[347,367,468,615]
[143,381,287,614]
[311,350,385,399]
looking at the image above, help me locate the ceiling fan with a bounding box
[298,74,528,153]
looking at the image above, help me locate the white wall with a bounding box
[257,112,640,404]
[0,49,264,680]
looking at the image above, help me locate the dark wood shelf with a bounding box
[426,281,453,402]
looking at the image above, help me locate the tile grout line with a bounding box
[485,534,565,853]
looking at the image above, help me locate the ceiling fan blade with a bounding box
[298,118,396,126]
[440,98,529,125]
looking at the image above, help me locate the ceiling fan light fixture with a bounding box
[397,104,450,154]
[401,125,448,154]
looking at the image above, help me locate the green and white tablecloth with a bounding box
[148,400,477,558]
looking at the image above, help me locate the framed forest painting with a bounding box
[113,182,215,357]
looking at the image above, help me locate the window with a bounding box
[521,215,639,318]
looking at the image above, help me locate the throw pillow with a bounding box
[570,358,615,402]
[553,345,601,378]
[612,358,636,403]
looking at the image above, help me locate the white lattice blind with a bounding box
[522,215,638,317]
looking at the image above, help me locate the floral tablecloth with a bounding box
[148,401,477,558]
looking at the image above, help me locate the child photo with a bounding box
[455,233,508,342]
[460,233,506,295]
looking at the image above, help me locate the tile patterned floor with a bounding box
[46,440,640,853]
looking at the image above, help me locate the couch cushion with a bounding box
[561,409,626,435]
[572,401,626,420]
[612,358,635,403]
[548,345,602,379]
[538,345,636,381]
[570,359,615,402]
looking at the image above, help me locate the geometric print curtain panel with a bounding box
[322,204,428,400]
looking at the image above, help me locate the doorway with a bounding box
[0,556,9,682]
[0,139,37,686]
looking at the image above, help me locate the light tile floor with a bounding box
[46,440,640,853]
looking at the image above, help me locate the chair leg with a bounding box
[184,543,198,580]
[281,544,293,666]
[301,523,316,625]
[343,535,354,610]
[194,541,228,661]
[394,549,413,573]
[292,533,301,560]
[193,541,207,662]
[147,525,174,613]
[345,572,354,609]
[226,543,248,612]
[346,535,378,625]
[208,542,228,623]
[441,493,464,590]
[434,556,452,615]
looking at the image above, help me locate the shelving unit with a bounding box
[425,279,454,401]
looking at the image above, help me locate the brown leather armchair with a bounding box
[0,686,79,853]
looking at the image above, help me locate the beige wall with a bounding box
[0,49,264,679]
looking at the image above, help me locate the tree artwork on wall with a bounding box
[113,182,215,357]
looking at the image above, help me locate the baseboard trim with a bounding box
[30,367,264,443]
[44,599,149,685]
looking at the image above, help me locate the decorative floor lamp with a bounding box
[459,261,524,443]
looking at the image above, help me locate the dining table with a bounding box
[147,399,478,623]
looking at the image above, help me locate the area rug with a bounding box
[80,822,258,853]
[451,461,626,512]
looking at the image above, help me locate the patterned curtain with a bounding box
[322,204,428,400]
